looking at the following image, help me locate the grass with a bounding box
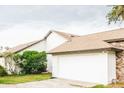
[0,73,52,84]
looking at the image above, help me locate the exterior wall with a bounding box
[0,57,16,74]
[47,54,53,72]
[46,32,66,51]
[46,32,67,72]
[108,51,116,83]
[1,56,20,74]
[4,57,17,74]
[0,57,5,68]
[52,55,59,77]
[52,50,116,84]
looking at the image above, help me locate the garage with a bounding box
[52,50,116,84]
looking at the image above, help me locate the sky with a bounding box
[0,5,123,47]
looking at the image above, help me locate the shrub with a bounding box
[0,65,8,76]
[13,51,47,74]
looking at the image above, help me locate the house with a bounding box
[0,54,5,68]
[48,28,124,84]
[2,30,79,73]
[0,46,12,68]
[2,28,124,84]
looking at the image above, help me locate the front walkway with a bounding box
[0,78,97,88]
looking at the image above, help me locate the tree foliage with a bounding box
[13,51,47,74]
[107,5,124,24]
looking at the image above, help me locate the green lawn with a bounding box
[0,73,52,84]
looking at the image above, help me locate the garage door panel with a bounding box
[57,53,108,83]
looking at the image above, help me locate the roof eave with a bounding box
[104,38,124,43]
[5,39,45,54]
[47,47,117,54]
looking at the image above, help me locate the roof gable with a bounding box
[5,30,79,53]
[5,39,44,53]
[44,30,79,40]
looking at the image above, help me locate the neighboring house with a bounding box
[2,30,79,73]
[0,47,10,69]
[49,28,124,84]
[0,55,5,68]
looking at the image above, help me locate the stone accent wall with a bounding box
[111,41,124,82]
[116,51,124,82]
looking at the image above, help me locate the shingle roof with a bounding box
[5,30,79,53]
[5,39,44,53]
[44,30,79,40]
[49,28,124,54]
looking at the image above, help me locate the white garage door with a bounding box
[53,52,109,84]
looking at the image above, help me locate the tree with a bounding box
[107,5,124,24]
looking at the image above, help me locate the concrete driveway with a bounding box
[0,79,97,88]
